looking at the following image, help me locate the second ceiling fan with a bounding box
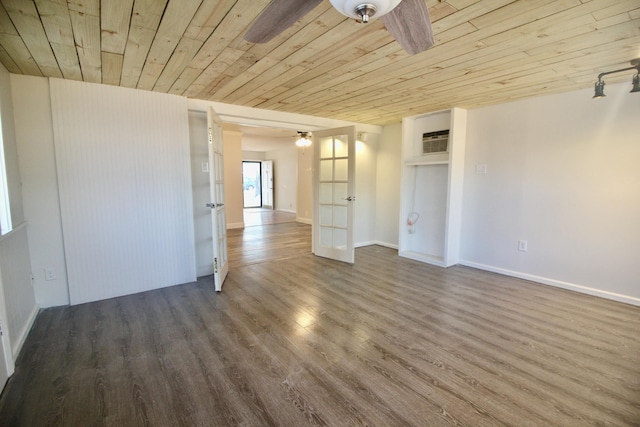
[244,0,435,56]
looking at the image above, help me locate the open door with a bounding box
[207,107,229,291]
[313,126,356,263]
[261,160,274,209]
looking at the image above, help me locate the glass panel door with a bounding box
[313,126,355,263]
[207,107,228,291]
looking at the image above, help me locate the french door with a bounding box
[312,126,356,263]
[207,107,229,291]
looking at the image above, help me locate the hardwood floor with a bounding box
[1,223,639,426]
[228,221,311,267]
[243,208,297,227]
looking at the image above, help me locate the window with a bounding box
[0,115,11,235]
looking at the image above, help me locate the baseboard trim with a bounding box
[373,241,399,250]
[226,222,244,230]
[354,241,399,250]
[12,304,39,361]
[278,209,296,214]
[459,260,640,307]
[355,241,376,248]
[296,217,312,225]
[196,267,214,277]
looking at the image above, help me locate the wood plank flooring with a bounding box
[243,208,297,227]
[1,222,639,426]
[227,221,310,267]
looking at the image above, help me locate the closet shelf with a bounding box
[404,160,449,166]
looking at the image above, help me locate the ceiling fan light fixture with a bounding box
[329,0,402,21]
[296,131,312,147]
[355,4,377,23]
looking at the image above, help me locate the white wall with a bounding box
[461,82,640,305]
[0,64,37,371]
[242,151,265,161]
[296,146,313,223]
[11,75,69,307]
[374,123,402,248]
[354,134,379,246]
[0,226,37,359]
[223,130,244,228]
[266,146,297,212]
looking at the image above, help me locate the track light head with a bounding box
[593,79,605,98]
[631,73,640,93]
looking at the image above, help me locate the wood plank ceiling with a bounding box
[0,0,638,126]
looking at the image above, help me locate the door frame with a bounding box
[186,99,382,263]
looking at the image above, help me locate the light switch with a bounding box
[476,164,487,174]
[201,162,209,173]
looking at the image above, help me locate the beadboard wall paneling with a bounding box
[50,78,196,305]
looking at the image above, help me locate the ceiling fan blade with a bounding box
[244,0,323,44]
[380,0,435,55]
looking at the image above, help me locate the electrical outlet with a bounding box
[518,240,528,252]
[475,163,488,174]
[45,268,56,281]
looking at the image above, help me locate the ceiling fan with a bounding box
[244,0,435,55]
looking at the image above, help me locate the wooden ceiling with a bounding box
[0,0,638,125]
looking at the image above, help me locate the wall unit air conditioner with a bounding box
[422,130,449,155]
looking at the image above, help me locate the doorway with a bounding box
[242,161,262,208]
[242,160,262,209]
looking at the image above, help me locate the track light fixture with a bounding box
[593,79,606,99]
[631,73,640,93]
[593,59,640,98]
[296,131,312,147]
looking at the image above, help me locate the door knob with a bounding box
[344,196,356,201]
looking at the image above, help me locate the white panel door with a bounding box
[313,126,356,263]
[261,160,273,209]
[207,107,229,291]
